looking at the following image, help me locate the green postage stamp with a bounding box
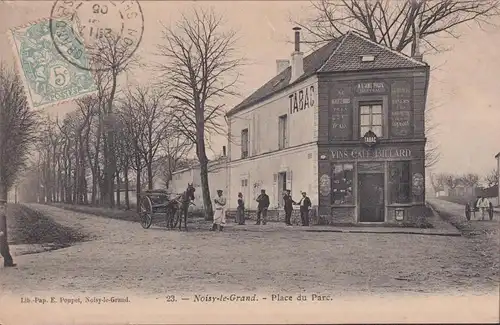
[9,18,97,109]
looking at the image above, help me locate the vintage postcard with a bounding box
[0,1,499,324]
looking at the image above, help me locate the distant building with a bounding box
[169,156,227,207]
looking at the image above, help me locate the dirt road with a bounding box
[1,203,498,296]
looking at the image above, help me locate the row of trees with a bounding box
[16,8,242,219]
[430,170,499,194]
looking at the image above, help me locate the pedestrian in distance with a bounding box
[295,191,312,226]
[236,192,245,225]
[212,190,227,231]
[255,189,270,225]
[283,189,295,226]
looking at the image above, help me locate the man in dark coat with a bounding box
[296,192,312,226]
[255,189,270,225]
[283,189,295,226]
[0,200,16,267]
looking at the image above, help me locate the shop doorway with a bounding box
[358,173,385,222]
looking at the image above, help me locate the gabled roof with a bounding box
[227,30,428,117]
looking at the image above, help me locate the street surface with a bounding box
[1,203,498,296]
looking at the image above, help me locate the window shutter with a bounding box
[286,170,292,196]
[285,118,289,148]
[272,173,278,207]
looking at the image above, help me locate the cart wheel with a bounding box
[140,196,153,229]
[465,204,471,221]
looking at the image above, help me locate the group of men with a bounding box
[256,189,312,226]
[210,188,312,231]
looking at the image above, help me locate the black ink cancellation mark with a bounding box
[49,0,144,72]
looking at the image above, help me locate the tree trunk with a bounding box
[0,181,14,266]
[196,118,213,221]
[135,167,141,213]
[199,158,213,221]
[147,161,153,190]
[124,166,130,210]
[116,171,121,207]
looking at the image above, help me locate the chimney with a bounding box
[222,146,226,156]
[290,27,304,83]
[276,59,290,75]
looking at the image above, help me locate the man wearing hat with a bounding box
[283,189,295,226]
[212,190,227,231]
[296,191,312,226]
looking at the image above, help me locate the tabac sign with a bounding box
[362,130,378,147]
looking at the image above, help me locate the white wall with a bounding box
[228,76,318,162]
[227,143,318,210]
[169,161,228,208]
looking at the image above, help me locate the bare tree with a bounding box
[485,168,499,187]
[0,63,39,266]
[296,0,500,53]
[156,7,243,220]
[117,92,148,212]
[90,32,140,208]
[159,133,194,190]
[459,173,480,188]
[123,86,174,190]
[295,0,500,168]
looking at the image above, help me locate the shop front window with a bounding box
[332,163,354,205]
[389,161,411,204]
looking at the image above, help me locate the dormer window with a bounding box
[361,55,375,62]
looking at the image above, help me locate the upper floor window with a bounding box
[278,114,288,149]
[241,128,249,159]
[360,102,383,138]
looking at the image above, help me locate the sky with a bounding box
[1,0,499,178]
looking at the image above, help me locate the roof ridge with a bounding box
[317,33,349,72]
[348,30,426,67]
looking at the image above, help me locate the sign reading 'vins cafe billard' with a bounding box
[289,85,315,114]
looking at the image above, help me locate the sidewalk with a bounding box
[226,216,462,237]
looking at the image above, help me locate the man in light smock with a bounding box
[476,196,491,220]
[212,190,227,231]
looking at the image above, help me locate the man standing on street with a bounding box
[476,195,491,221]
[256,189,270,225]
[283,189,295,226]
[0,199,16,267]
[212,190,227,231]
[296,192,312,226]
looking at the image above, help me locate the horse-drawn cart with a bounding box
[138,184,196,230]
[138,189,179,229]
[464,200,494,221]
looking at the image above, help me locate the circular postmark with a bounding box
[49,0,144,72]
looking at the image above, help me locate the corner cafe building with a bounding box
[225,29,429,225]
[317,67,429,224]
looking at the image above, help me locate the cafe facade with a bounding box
[224,29,430,225]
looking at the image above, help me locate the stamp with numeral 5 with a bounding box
[8,18,97,109]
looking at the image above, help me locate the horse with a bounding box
[166,183,196,231]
